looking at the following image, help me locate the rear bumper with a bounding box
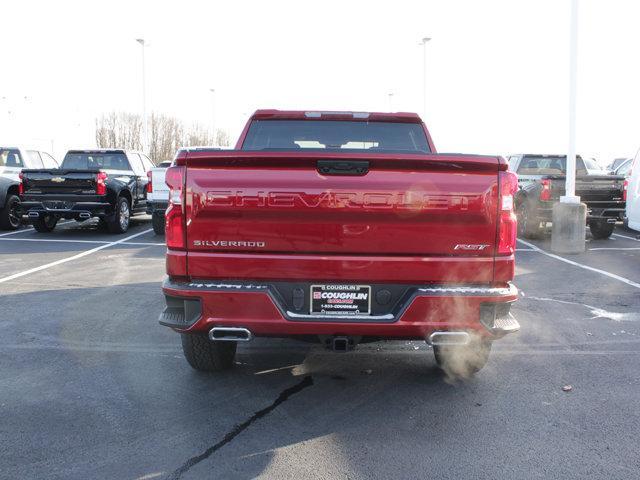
[20,200,112,220]
[146,201,168,215]
[587,207,625,221]
[160,278,519,340]
[536,204,625,222]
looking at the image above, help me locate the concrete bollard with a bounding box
[551,202,587,254]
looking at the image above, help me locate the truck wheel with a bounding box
[181,333,236,372]
[433,337,492,377]
[517,202,542,239]
[33,215,58,233]
[589,220,615,239]
[152,210,165,235]
[0,194,21,230]
[107,197,131,234]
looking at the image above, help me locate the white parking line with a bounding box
[0,237,164,246]
[122,241,165,246]
[613,233,640,242]
[0,228,153,284]
[589,247,640,251]
[517,238,640,290]
[0,220,75,237]
[0,228,34,237]
[0,237,111,245]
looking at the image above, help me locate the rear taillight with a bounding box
[18,172,24,195]
[96,171,108,195]
[622,178,628,202]
[146,170,153,193]
[165,166,186,249]
[498,170,518,256]
[539,178,551,201]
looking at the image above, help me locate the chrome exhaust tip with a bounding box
[427,331,471,346]
[78,212,91,219]
[28,212,40,218]
[209,326,252,342]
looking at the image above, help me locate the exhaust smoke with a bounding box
[433,330,492,382]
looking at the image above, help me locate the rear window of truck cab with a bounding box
[0,148,24,167]
[241,120,431,153]
[62,152,131,171]
[517,155,588,175]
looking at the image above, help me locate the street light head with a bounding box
[421,37,432,44]
[136,38,145,45]
[209,88,215,93]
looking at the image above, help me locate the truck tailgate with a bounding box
[575,175,625,206]
[182,152,504,283]
[530,174,625,202]
[149,167,169,202]
[21,169,100,196]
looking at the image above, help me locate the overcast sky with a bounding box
[2,0,639,163]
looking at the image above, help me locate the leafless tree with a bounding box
[215,129,231,147]
[95,111,231,164]
[149,113,184,164]
[95,112,143,150]
[184,123,213,148]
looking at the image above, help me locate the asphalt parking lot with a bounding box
[2,218,640,480]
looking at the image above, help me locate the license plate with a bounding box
[44,201,67,210]
[310,285,371,316]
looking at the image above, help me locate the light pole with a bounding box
[136,38,147,152]
[420,37,431,119]
[209,88,216,144]
[563,0,579,204]
[551,0,586,254]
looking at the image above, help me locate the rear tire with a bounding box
[152,210,165,235]
[589,220,615,239]
[33,215,58,233]
[517,202,542,239]
[181,333,237,372]
[433,337,492,377]
[0,194,21,230]
[107,197,131,234]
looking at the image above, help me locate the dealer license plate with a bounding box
[310,284,371,316]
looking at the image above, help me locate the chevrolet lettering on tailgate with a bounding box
[205,190,473,211]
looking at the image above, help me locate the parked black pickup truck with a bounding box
[508,154,626,239]
[20,149,154,233]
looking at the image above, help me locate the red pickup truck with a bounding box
[160,110,519,376]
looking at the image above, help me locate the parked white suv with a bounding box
[145,160,171,234]
[146,148,228,235]
[626,149,640,232]
[0,147,59,230]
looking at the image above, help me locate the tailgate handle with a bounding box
[317,160,369,176]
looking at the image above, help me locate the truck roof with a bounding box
[66,149,127,154]
[65,149,150,156]
[250,109,423,123]
[512,153,583,158]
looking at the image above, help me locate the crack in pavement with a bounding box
[165,375,314,480]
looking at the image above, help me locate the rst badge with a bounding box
[454,244,490,251]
